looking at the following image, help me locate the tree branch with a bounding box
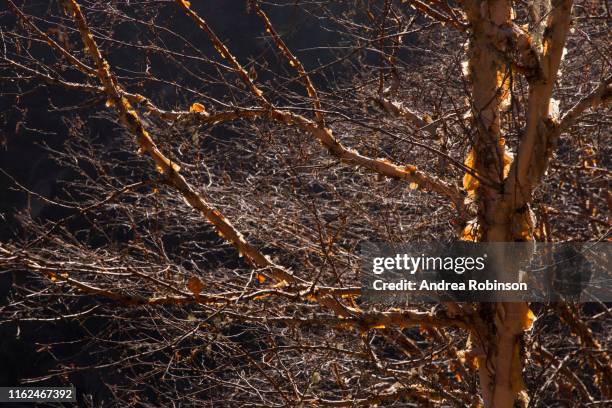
[403,0,467,31]
[175,1,465,210]
[253,3,324,125]
[65,0,297,287]
[503,0,574,211]
[558,75,612,133]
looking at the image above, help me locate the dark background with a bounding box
[0,1,348,404]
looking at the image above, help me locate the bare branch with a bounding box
[253,3,325,125]
[558,75,612,132]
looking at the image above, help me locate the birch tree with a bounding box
[0,0,609,406]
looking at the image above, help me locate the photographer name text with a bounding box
[371,279,528,291]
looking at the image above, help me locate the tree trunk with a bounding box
[462,0,574,406]
[464,1,530,406]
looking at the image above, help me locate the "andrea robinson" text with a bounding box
[372,279,528,291]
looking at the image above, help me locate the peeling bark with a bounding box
[462,1,574,406]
